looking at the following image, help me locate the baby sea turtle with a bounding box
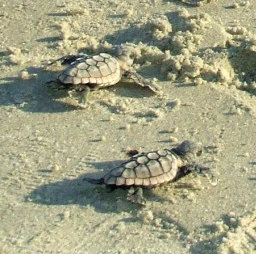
[48,45,160,108]
[84,140,210,205]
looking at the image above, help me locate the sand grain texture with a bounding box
[0,0,256,253]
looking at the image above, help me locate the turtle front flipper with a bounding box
[123,70,161,94]
[68,86,91,108]
[127,187,146,206]
[184,164,210,175]
[179,164,218,186]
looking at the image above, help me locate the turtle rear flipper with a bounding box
[83,177,105,185]
[68,86,91,108]
[48,54,89,66]
[127,187,146,206]
[124,70,161,94]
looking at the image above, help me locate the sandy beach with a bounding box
[0,0,256,253]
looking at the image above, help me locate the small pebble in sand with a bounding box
[169,136,178,143]
[194,77,204,86]
[170,127,179,133]
[243,152,250,157]
[241,166,248,173]
[240,1,250,7]
[58,211,70,221]
[100,135,106,142]
[183,77,191,83]
[59,21,73,40]
[19,70,37,80]
[154,218,162,227]
[236,108,242,115]
[123,9,133,17]
[8,52,25,65]
[52,164,61,173]
[7,46,21,55]
[166,98,181,110]
[230,217,237,225]
[144,109,163,119]
[159,233,171,239]
[215,221,230,232]
[139,210,154,223]
[167,72,177,81]
[63,211,71,219]
[125,124,131,130]
[222,237,228,243]
[186,192,196,202]
[114,221,126,231]
[179,8,190,18]
[148,17,172,39]
[168,196,177,204]
[226,26,247,35]
[209,175,219,186]
[19,70,30,80]
[65,5,89,16]
[229,212,236,217]
[172,98,181,108]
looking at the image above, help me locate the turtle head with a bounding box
[172,140,202,160]
[116,45,136,71]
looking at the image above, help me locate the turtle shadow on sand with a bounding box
[0,64,160,114]
[26,176,132,215]
[26,158,172,214]
[103,11,186,47]
[26,159,135,214]
[189,230,224,254]
[0,66,78,113]
[25,173,157,214]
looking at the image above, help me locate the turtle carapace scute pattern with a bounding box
[58,52,122,88]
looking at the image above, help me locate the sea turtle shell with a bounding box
[57,53,122,88]
[103,150,183,187]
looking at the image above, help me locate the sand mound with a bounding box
[50,6,256,97]
[218,207,256,254]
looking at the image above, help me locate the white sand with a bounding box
[0,0,256,253]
